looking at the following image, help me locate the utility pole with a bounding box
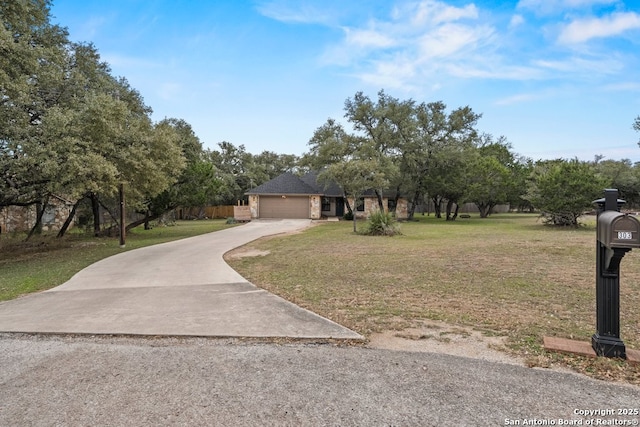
[119,183,126,248]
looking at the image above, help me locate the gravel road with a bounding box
[2,333,639,426]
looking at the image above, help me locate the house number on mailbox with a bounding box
[617,231,633,240]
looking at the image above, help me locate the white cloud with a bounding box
[516,0,617,15]
[601,81,640,92]
[417,23,494,59]
[358,58,420,91]
[343,27,397,49]
[256,1,334,24]
[534,55,624,75]
[320,0,508,89]
[494,92,545,106]
[285,0,637,96]
[408,0,479,26]
[447,63,544,80]
[558,12,640,44]
[509,14,525,28]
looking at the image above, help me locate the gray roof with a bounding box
[246,172,321,195]
[300,171,343,197]
[246,171,401,198]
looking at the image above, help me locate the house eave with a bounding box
[246,192,323,197]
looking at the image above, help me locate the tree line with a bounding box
[3,2,640,237]
[302,90,640,226]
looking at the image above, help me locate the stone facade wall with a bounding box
[363,197,378,218]
[0,198,73,234]
[233,205,251,221]
[249,195,259,219]
[309,195,321,220]
[395,198,408,220]
[0,206,33,233]
[247,194,407,220]
[345,196,409,220]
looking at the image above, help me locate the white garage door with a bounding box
[259,196,309,218]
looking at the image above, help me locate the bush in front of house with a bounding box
[361,209,401,236]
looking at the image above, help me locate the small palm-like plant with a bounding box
[362,209,401,236]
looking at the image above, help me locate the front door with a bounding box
[336,198,344,217]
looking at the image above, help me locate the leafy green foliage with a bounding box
[304,90,529,222]
[525,159,607,226]
[595,158,640,209]
[1,3,191,237]
[361,209,401,236]
[466,135,528,218]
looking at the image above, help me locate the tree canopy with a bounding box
[303,90,532,221]
[525,159,607,226]
[1,1,189,236]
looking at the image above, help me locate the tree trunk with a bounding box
[26,196,48,241]
[391,187,401,213]
[90,193,101,236]
[374,189,384,211]
[144,210,151,230]
[445,199,456,221]
[57,198,82,238]
[351,193,358,233]
[407,190,421,221]
[476,202,496,218]
[342,192,353,216]
[452,203,459,221]
[432,196,442,218]
[126,211,163,231]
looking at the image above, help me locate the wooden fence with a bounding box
[176,206,235,219]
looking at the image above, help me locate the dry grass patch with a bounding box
[226,214,640,384]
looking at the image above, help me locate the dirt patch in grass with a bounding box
[226,249,271,259]
[368,319,524,366]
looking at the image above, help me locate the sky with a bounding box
[49,0,640,162]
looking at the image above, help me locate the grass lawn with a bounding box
[225,214,640,384]
[0,219,236,301]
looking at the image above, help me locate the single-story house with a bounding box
[245,171,408,220]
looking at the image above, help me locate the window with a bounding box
[42,205,56,225]
[321,197,331,212]
[356,197,365,212]
[387,198,397,212]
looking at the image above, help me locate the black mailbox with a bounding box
[597,211,640,249]
[592,189,635,359]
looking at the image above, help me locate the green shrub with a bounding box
[343,211,354,221]
[361,209,401,236]
[226,217,238,224]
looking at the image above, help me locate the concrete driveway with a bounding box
[0,219,362,340]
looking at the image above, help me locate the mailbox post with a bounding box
[592,189,640,359]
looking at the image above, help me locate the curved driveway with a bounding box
[0,220,362,339]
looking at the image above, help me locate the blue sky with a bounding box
[49,0,640,162]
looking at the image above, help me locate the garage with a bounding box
[258,196,309,219]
